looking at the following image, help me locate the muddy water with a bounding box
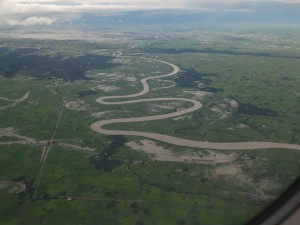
[91,57,300,151]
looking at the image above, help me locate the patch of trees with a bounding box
[77,90,97,97]
[174,69,222,93]
[90,135,127,172]
[130,202,140,214]
[175,69,212,87]
[145,47,300,59]
[237,101,278,116]
[0,47,118,81]
[12,175,34,198]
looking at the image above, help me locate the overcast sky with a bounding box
[0,0,299,26]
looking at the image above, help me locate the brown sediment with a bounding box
[91,57,300,151]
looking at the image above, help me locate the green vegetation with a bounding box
[0,24,300,225]
[38,145,141,199]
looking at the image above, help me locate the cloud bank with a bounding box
[0,0,299,26]
[2,0,298,16]
[5,17,56,26]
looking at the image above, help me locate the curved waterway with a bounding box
[91,57,300,151]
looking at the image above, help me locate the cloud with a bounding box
[1,0,299,17]
[0,1,188,16]
[0,0,299,26]
[4,17,56,26]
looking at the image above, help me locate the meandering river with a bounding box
[91,57,300,151]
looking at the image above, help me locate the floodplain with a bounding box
[0,25,300,225]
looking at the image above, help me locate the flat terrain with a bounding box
[91,56,300,151]
[0,24,300,225]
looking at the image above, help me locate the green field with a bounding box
[0,25,300,225]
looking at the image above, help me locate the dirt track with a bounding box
[0,91,30,111]
[0,181,26,194]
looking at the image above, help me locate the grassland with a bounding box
[0,24,300,225]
